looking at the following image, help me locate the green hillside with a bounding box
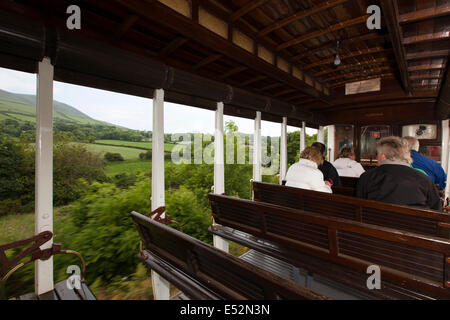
[0,89,117,127]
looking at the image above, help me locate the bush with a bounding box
[54,175,212,284]
[104,152,124,162]
[0,137,107,213]
[139,150,151,160]
[113,173,138,189]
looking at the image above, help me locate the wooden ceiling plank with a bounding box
[380,0,411,93]
[114,14,139,40]
[193,54,223,69]
[241,75,268,86]
[257,0,349,37]
[159,37,189,56]
[399,4,450,24]
[230,0,272,22]
[276,15,369,51]
[324,66,393,82]
[408,63,445,72]
[406,49,450,60]
[410,74,443,80]
[218,65,248,79]
[315,57,390,77]
[113,0,324,99]
[304,47,389,70]
[331,73,395,87]
[403,31,450,45]
[292,32,382,62]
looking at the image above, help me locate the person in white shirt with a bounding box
[332,146,365,178]
[285,146,332,193]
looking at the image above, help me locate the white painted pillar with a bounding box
[214,102,225,195]
[150,89,170,300]
[317,126,325,144]
[300,121,306,153]
[280,117,288,184]
[35,58,54,296]
[328,125,336,162]
[253,111,262,182]
[213,102,228,252]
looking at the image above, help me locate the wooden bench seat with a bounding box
[131,211,328,300]
[10,281,96,300]
[254,182,450,238]
[209,193,450,300]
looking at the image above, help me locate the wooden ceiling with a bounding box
[0,0,449,124]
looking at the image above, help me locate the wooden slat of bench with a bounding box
[38,290,59,300]
[54,281,81,300]
[210,225,433,300]
[209,193,450,299]
[132,211,328,300]
[340,177,359,189]
[18,292,37,300]
[140,251,220,300]
[253,182,450,237]
[75,283,96,300]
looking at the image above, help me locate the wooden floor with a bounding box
[9,281,96,300]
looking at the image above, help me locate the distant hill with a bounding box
[0,89,123,127]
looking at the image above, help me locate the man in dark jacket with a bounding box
[356,136,441,210]
[311,142,342,187]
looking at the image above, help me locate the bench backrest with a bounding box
[281,180,355,197]
[131,211,327,300]
[209,193,450,299]
[253,182,450,238]
[340,176,359,189]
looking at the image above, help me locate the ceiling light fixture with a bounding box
[334,40,341,66]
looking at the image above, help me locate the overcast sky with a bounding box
[0,67,316,136]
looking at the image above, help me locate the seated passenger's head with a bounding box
[403,136,420,152]
[301,146,324,166]
[338,146,355,160]
[376,136,412,165]
[311,142,326,157]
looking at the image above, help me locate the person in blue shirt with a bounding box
[404,136,447,190]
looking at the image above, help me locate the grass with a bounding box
[106,159,152,176]
[0,207,72,248]
[80,143,144,160]
[95,140,175,152]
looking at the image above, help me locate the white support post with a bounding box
[328,125,336,162]
[253,111,262,182]
[151,89,170,300]
[280,117,288,184]
[35,57,54,296]
[300,121,306,153]
[213,102,228,252]
[317,126,325,144]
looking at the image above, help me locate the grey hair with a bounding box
[377,136,412,164]
[403,136,420,152]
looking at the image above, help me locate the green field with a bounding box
[81,143,144,160]
[95,140,175,152]
[105,159,152,176]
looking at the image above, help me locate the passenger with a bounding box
[404,136,447,190]
[285,146,332,193]
[332,146,365,178]
[311,142,342,187]
[356,136,441,210]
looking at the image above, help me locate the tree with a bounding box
[104,152,124,162]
